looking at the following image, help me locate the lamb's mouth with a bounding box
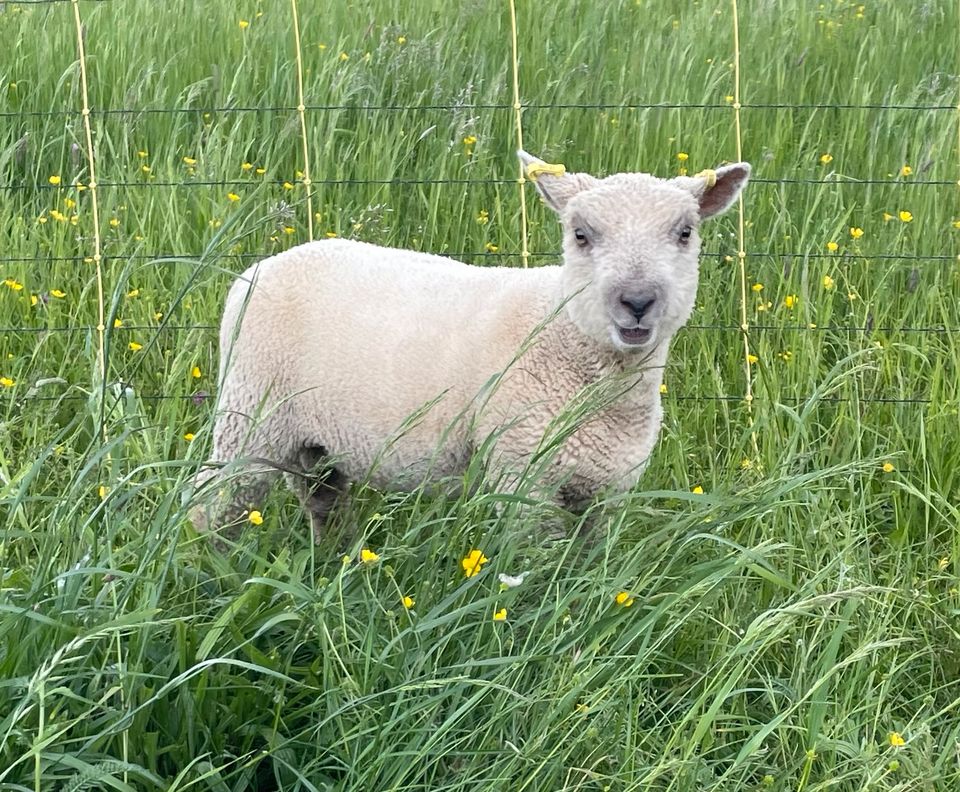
[617,326,652,346]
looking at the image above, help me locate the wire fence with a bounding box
[2,0,957,414]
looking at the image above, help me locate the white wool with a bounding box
[191,152,750,540]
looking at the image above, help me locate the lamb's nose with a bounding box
[620,294,656,321]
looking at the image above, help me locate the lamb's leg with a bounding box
[190,410,288,548]
[284,445,347,543]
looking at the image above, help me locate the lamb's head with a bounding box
[519,151,750,355]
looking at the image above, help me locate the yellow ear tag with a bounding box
[694,168,718,188]
[525,161,567,181]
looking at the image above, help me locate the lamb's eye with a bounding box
[573,228,590,248]
[678,225,693,245]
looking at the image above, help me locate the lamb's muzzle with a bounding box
[191,150,751,544]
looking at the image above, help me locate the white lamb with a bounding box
[191,151,750,540]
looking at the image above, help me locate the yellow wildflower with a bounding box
[899,210,913,223]
[98,485,108,499]
[141,165,151,174]
[883,212,895,222]
[241,162,253,171]
[938,557,949,571]
[239,19,249,29]
[191,366,202,378]
[63,197,76,210]
[282,181,294,190]
[402,595,415,609]
[30,295,37,307]
[740,458,753,469]
[248,510,263,525]
[900,165,912,177]
[226,192,240,202]
[882,462,895,473]
[183,156,197,166]
[48,175,61,185]
[126,288,140,298]
[492,608,507,621]
[360,547,380,564]
[137,150,148,158]
[614,591,634,607]
[751,282,763,292]
[819,153,833,164]
[184,433,195,441]
[850,227,864,239]
[677,152,689,162]
[325,231,338,238]
[3,278,23,291]
[888,732,905,747]
[109,217,120,228]
[50,289,66,298]
[826,241,838,252]
[113,318,123,328]
[747,353,759,364]
[255,167,266,175]
[476,209,489,225]
[128,341,143,351]
[397,35,407,44]
[953,220,960,229]
[461,548,489,578]
[463,135,477,146]
[484,242,499,253]
[691,485,704,494]
[0,377,13,388]
[659,383,667,394]
[822,275,835,290]
[339,52,349,61]
[784,294,798,309]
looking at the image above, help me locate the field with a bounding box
[2,0,959,789]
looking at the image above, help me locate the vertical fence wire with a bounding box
[729,0,759,459]
[290,0,314,241]
[508,0,530,267]
[69,3,131,785]
[70,0,105,405]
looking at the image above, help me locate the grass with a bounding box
[1,0,959,788]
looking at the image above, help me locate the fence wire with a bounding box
[1,1,956,412]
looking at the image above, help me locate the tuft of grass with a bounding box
[1,0,958,789]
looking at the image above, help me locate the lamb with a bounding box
[191,150,750,541]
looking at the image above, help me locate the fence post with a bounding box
[508,0,529,268]
[291,0,315,241]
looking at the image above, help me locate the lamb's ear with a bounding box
[517,150,598,213]
[675,162,751,219]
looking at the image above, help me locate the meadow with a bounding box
[1,0,959,789]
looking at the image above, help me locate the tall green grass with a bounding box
[1,0,958,789]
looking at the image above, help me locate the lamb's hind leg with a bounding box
[284,445,348,543]
[190,409,290,548]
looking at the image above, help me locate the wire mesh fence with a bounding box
[1,0,957,420]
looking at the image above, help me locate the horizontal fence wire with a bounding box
[6,391,933,406]
[5,178,955,189]
[2,324,956,336]
[1,252,955,264]
[2,102,956,118]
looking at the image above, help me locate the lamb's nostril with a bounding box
[620,294,656,321]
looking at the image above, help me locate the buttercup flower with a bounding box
[461,548,489,578]
[677,152,689,162]
[476,209,489,225]
[747,353,759,364]
[882,462,895,473]
[0,377,14,388]
[492,608,507,621]
[227,192,240,202]
[191,366,202,378]
[615,591,634,607]
[360,547,379,564]
[659,383,667,394]
[900,165,912,176]
[784,294,798,309]
[888,732,905,747]
[402,595,415,609]
[128,341,143,351]
[899,210,913,223]
[826,241,838,252]
[883,212,895,222]
[184,433,195,441]
[752,282,763,292]
[691,485,704,494]
[248,510,263,525]
[850,227,864,239]
[822,275,835,290]
[48,175,61,185]
[239,19,249,29]
[819,153,833,164]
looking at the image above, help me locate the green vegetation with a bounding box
[1,0,958,788]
